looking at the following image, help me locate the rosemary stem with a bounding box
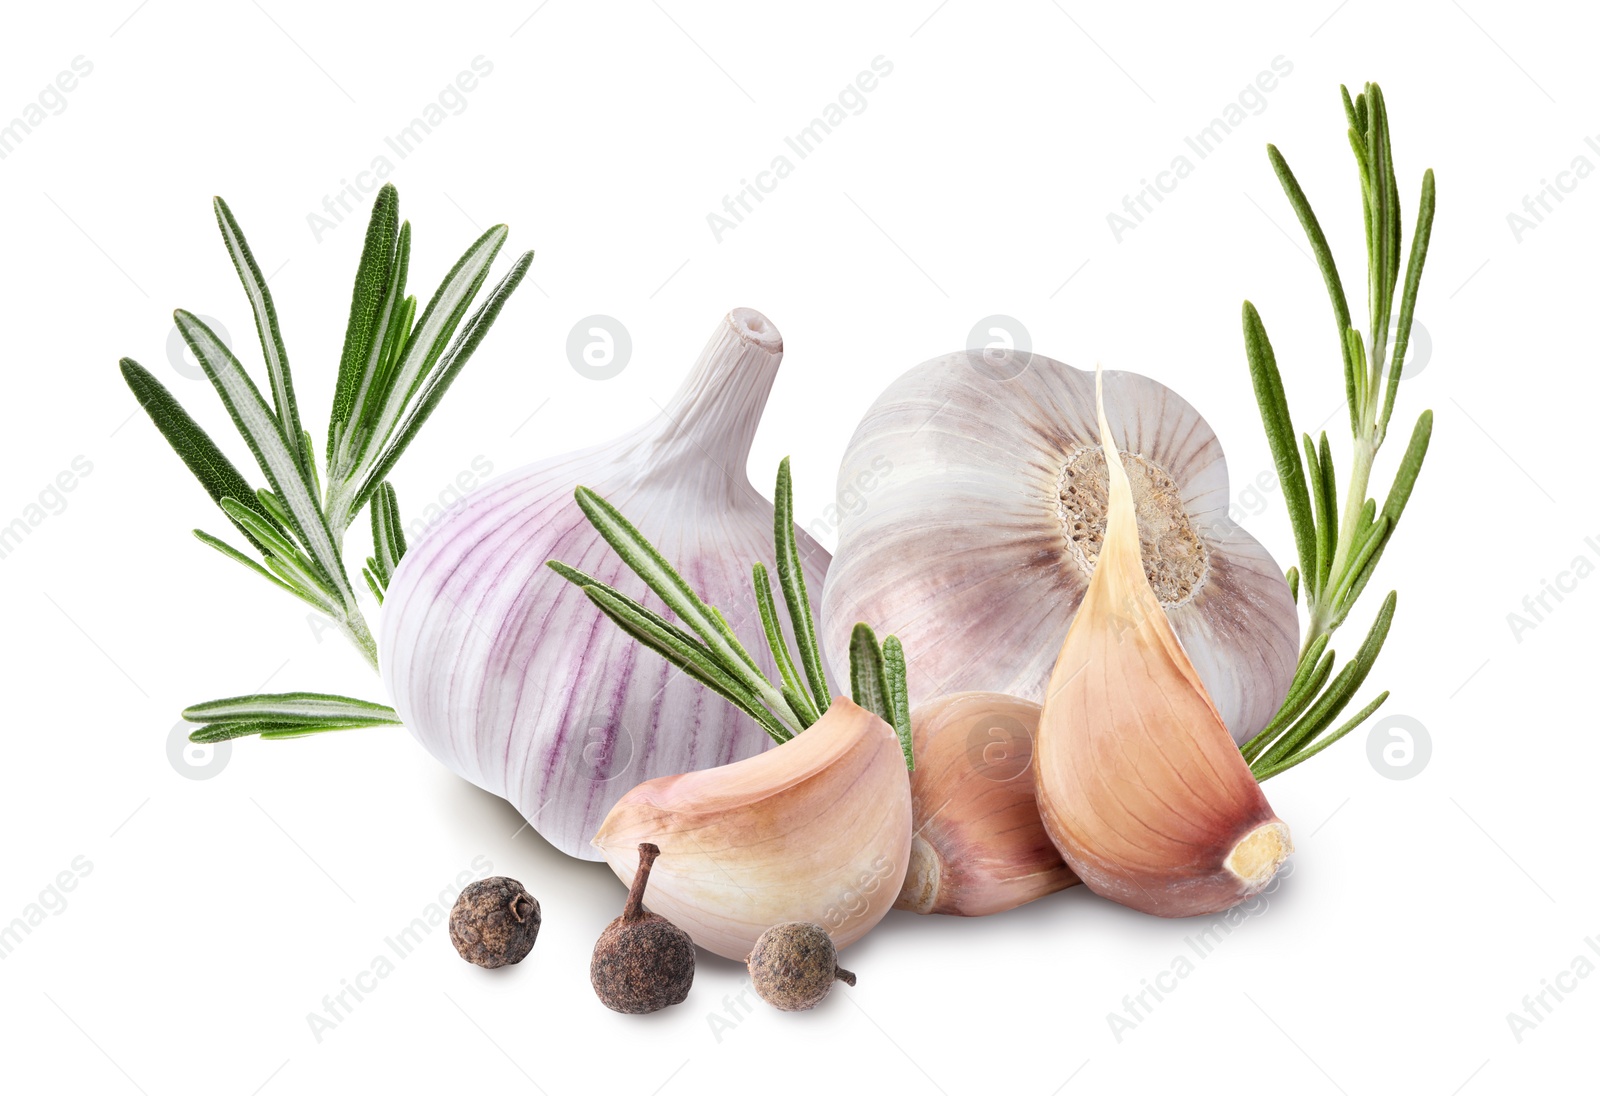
[1304,431,1373,655]
[1329,435,1375,583]
[341,609,380,670]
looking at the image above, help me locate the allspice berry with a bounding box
[449,877,541,968]
[590,843,695,1014]
[747,922,856,1011]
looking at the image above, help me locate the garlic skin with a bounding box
[1034,377,1291,918]
[821,351,1298,744]
[896,693,1078,917]
[380,310,829,860]
[593,697,911,961]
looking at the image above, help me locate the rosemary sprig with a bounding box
[549,459,916,770]
[182,692,403,743]
[1241,82,1435,780]
[122,184,532,740]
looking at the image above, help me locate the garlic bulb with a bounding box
[820,351,1298,743]
[1034,374,1291,918]
[593,697,912,961]
[380,309,828,860]
[896,693,1078,917]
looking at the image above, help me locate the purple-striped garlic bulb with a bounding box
[380,309,828,859]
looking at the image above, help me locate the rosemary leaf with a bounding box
[848,622,891,725]
[371,481,406,579]
[1327,513,1391,612]
[258,723,391,740]
[192,718,390,743]
[329,183,400,463]
[213,196,303,472]
[1256,591,1395,772]
[176,310,350,602]
[255,487,292,530]
[571,488,771,692]
[1242,641,1334,764]
[348,248,531,516]
[193,529,328,611]
[547,559,797,737]
[183,691,401,724]
[1256,690,1390,781]
[1242,302,1317,587]
[341,226,509,508]
[882,636,914,771]
[1303,433,1330,595]
[217,497,299,560]
[1381,170,1436,440]
[582,584,793,744]
[753,563,815,724]
[1267,143,1357,431]
[301,430,322,501]
[773,458,831,713]
[1380,409,1433,531]
[1317,432,1338,589]
[119,358,283,552]
[337,223,411,483]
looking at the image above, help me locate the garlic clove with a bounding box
[593,697,911,961]
[896,692,1078,917]
[1034,372,1292,918]
[820,351,1298,744]
[380,310,830,860]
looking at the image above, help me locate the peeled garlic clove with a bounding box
[1035,375,1291,918]
[593,697,911,961]
[380,309,829,860]
[896,692,1078,917]
[820,351,1298,743]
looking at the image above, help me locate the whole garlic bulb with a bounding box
[820,350,1298,743]
[380,309,828,859]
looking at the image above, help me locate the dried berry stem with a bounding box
[623,842,661,922]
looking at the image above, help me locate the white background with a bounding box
[1,1,1592,1093]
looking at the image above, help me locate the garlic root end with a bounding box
[894,834,941,914]
[1223,822,1293,889]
